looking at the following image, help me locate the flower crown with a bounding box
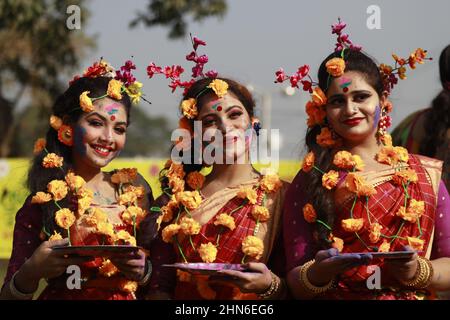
[50,59,147,147]
[146,34,229,120]
[275,18,431,148]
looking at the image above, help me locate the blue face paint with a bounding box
[104,104,120,115]
[73,126,87,156]
[373,105,381,131]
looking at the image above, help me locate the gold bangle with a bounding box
[400,256,434,289]
[299,259,335,294]
[258,272,279,299]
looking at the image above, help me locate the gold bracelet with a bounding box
[400,256,434,289]
[258,272,279,299]
[299,259,335,294]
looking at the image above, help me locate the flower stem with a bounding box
[175,238,188,263]
[316,219,332,231]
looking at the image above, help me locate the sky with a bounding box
[82,0,450,159]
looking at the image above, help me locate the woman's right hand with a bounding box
[307,248,372,286]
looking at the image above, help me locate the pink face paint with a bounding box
[104,103,120,116]
[339,76,352,92]
[373,105,381,130]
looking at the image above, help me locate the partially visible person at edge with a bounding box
[281,21,450,300]
[141,77,289,300]
[392,44,450,192]
[0,61,159,300]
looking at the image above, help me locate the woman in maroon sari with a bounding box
[281,21,450,299]
[143,77,288,300]
[0,61,157,300]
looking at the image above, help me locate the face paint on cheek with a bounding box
[373,105,381,131]
[73,126,87,156]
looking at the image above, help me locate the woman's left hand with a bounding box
[383,246,419,283]
[209,262,272,294]
[110,249,147,281]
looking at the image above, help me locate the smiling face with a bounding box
[72,97,128,169]
[325,71,386,145]
[197,92,252,163]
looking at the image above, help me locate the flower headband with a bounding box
[50,59,148,147]
[275,18,430,147]
[146,34,229,120]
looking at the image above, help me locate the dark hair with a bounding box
[305,50,384,248]
[421,44,450,157]
[27,76,132,235]
[159,77,255,197]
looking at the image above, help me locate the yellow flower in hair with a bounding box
[31,192,52,204]
[179,216,201,235]
[162,223,181,243]
[214,213,236,230]
[79,91,94,112]
[311,87,327,106]
[125,81,143,104]
[326,57,346,77]
[47,180,68,201]
[251,205,270,222]
[260,173,282,193]
[50,115,63,130]
[180,98,198,119]
[99,259,118,277]
[55,208,76,229]
[107,79,123,100]
[198,242,218,263]
[42,153,64,168]
[237,187,258,204]
[49,231,63,241]
[33,138,46,155]
[242,235,264,260]
[207,79,229,98]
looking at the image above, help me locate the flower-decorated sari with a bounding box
[149,178,288,300]
[284,154,450,300]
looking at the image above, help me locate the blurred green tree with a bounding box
[130,0,227,39]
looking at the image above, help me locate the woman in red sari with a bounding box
[0,61,157,300]
[144,77,288,300]
[281,21,450,299]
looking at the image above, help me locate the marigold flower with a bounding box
[316,127,335,148]
[162,223,181,243]
[115,230,136,246]
[65,172,86,191]
[236,187,258,205]
[57,125,73,147]
[42,153,64,168]
[111,168,137,184]
[179,216,201,235]
[119,280,138,293]
[407,236,424,251]
[47,180,68,201]
[31,192,52,204]
[176,191,202,211]
[107,79,123,100]
[326,57,346,77]
[49,231,63,241]
[305,101,326,127]
[55,208,76,229]
[251,206,270,222]
[242,236,264,260]
[213,213,236,230]
[341,218,364,232]
[33,138,46,155]
[345,172,364,194]
[123,185,145,199]
[85,207,108,226]
[97,221,115,237]
[161,199,178,223]
[180,98,198,119]
[369,223,383,243]
[378,240,391,252]
[260,173,282,193]
[118,192,138,206]
[186,171,205,190]
[392,169,418,186]
[50,115,63,130]
[394,146,409,163]
[322,170,339,190]
[358,184,377,197]
[311,87,327,106]
[333,151,365,171]
[302,203,317,223]
[198,242,218,263]
[166,162,185,180]
[331,236,344,252]
[125,81,143,104]
[380,133,393,147]
[302,151,315,173]
[76,187,94,199]
[99,259,118,277]
[78,196,92,215]
[122,206,147,226]
[78,91,94,113]
[207,79,229,98]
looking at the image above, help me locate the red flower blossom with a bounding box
[193,36,206,50]
[205,70,218,78]
[146,63,163,78]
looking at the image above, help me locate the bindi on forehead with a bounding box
[339,76,353,93]
[211,102,222,112]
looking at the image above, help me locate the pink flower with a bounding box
[297,65,310,78]
[332,20,346,34]
[169,79,181,92]
[290,74,300,88]
[350,43,362,51]
[196,54,209,64]
[121,60,136,72]
[146,62,163,78]
[193,36,206,50]
[186,51,197,61]
[205,70,218,78]
[275,68,287,83]
[301,80,313,93]
[339,34,350,44]
[192,64,204,78]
